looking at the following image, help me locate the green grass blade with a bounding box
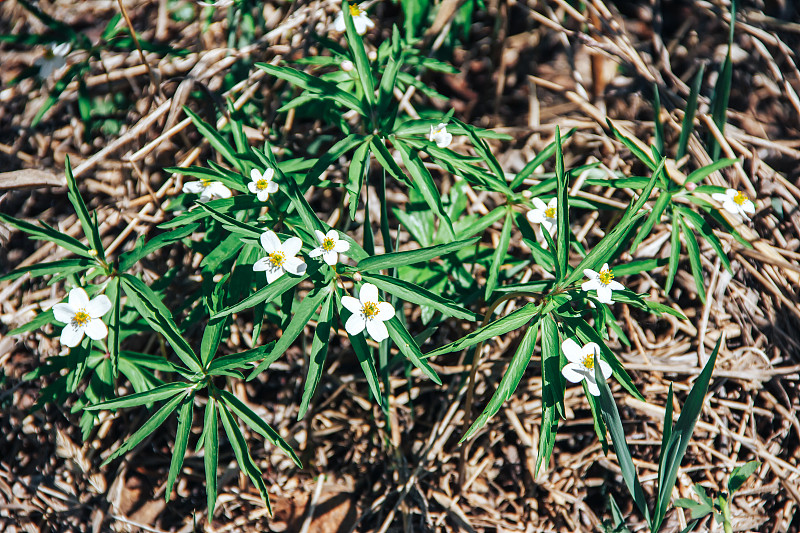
[678,217,707,304]
[485,209,512,298]
[298,292,334,419]
[509,128,576,189]
[166,392,194,501]
[387,317,441,384]
[677,64,705,161]
[202,398,219,517]
[357,236,479,272]
[183,106,242,172]
[85,382,189,411]
[395,140,455,238]
[65,156,104,259]
[362,273,479,321]
[554,127,569,277]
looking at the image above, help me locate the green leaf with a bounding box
[218,402,272,514]
[653,85,664,156]
[595,361,651,523]
[218,389,301,468]
[118,224,199,271]
[347,328,383,408]
[341,2,375,111]
[509,129,576,189]
[425,302,540,357]
[346,141,371,220]
[85,382,190,411]
[675,206,731,273]
[677,64,705,161]
[0,258,92,282]
[554,127,569,277]
[166,392,194,501]
[371,137,409,184]
[630,192,672,254]
[121,274,203,373]
[298,292,334,419]
[462,316,539,441]
[249,284,332,377]
[536,403,558,476]
[386,317,441,384]
[728,460,760,494]
[674,497,713,520]
[686,158,738,185]
[678,217,707,304]
[101,391,185,467]
[607,120,656,170]
[357,236,479,272]
[666,217,682,293]
[361,274,479,321]
[541,313,564,417]
[257,62,366,115]
[202,398,219,516]
[108,277,122,379]
[214,272,307,318]
[395,140,455,239]
[708,5,734,161]
[652,337,721,530]
[0,213,93,259]
[183,106,242,172]
[65,156,104,259]
[485,209,512,298]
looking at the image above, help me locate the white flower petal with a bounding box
[251,168,262,181]
[309,247,324,258]
[345,314,366,336]
[260,230,281,253]
[561,362,586,383]
[366,319,389,342]
[333,239,350,253]
[598,359,613,380]
[52,303,76,324]
[248,182,259,194]
[711,192,727,203]
[547,198,558,209]
[359,283,379,304]
[561,338,583,364]
[282,236,302,258]
[183,181,205,194]
[314,230,327,243]
[322,251,338,266]
[527,209,545,224]
[341,295,362,314]
[584,374,601,396]
[582,279,601,292]
[265,267,284,284]
[208,183,231,199]
[583,269,599,280]
[53,42,72,56]
[722,199,739,216]
[742,200,755,214]
[596,285,613,304]
[257,189,271,202]
[376,302,395,321]
[84,318,108,340]
[607,280,624,291]
[86,294,112,318]
[266,181,279,193]
[333,13,346,32]
[60,324,84,347]
[68,287,90,308]
[725,188,738,198]
[284,257,307,276]
[531,198,547,210]
[325,229,339,241]
[252,257,270,271]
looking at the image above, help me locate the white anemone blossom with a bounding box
[428,123,452,148]
[253,230,307,284]
[52,287,112,348]
[582,263,624,304]
[341,283,395,342]
[309,229,350,266]
[712,188,756,219]
[247,168,279,202]
[561,338,612,397]
[182,179,232,202]
[35,42,71,79]
[526,197,557,236]
[333,3,374,35]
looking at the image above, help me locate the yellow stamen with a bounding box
[322,237,336,251]
[362,301,379,319]
[201,179,212,187]
[733,191,748,205]
[545,206,556,219]
[256,179,269,191]
[349,4,362,16]
[599,268,614,285]
[582,353,595,370]
[268,251,286,267]
[72,310,91,327]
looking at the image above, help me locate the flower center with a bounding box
[322,237,336,251]
[256,178,269,191]
[733,191,748,206]
[545,206,556,219]
[599,268,614,285]
[349,4,362,16]
[582,353,595,370]
[72,310,91,327]
[201,179,212,187]
[44,49,55,59]
[268,251,286,267]
[361,301,379,319]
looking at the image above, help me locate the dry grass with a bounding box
[1,0,800,531]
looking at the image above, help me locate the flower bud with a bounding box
[522,190,533,198]
[353,272,363,282]
[341,60,354,71]
[685,182,697,191]
[368,50,377,61]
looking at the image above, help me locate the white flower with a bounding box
[182,179,232,201]
[35,42,71,79]
[581,263,624,304]
[526,197,557,235]
[711,188,755,219]
[198,0,234,6]
[252,230,307,284]
[341,283,394,342]
[247,168,279,202]
[309,229,350,266]
[428,123,453,148]
[333,3,374,35]
[561,338,612,397]
[52,287,112,348]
